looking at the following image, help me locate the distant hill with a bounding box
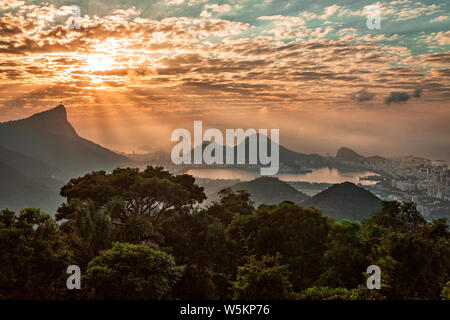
[336,147,365,163]
[232,176,310,205]
[0,104,131,213]
[230,134,327,168]
[335,147,388,166]
[195,178,239,205]
[302,182,382,221]
[183,134,328,170]
[0,161,61,212]
[0,104,130,180]
[0,144,59,180]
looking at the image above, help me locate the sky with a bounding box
[0,0,449,160]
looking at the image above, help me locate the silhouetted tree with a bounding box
[232,254,295,300]
[227,202,330,291]
[317,220,369,288]
[0,208,73,299]
[84,242,184,299]
[363,201,449,299]
[57,166,206,224]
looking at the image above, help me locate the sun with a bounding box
[87,54,115,72]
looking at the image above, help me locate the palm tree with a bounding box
[70,197,153,257]
[71,199,115,258]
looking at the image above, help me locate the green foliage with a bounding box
[232,255,295,300]
[62,197,154,265]
[299,285,384,300]
[317,220,369,288]
[58,166,206,222]
[371,230,448,299]
[299,286,351,300]
[227,202,330,291]
[84,242,184,299]
[441,281,450,300]
[0,208,73,299]
[363,202,449,300]
[57,167,203,265]
[362,201,426,236]
[206,188,254,225]
[1,168,449,300]
[161,208,236,299]
[68,199,115,261]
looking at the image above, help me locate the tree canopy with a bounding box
[0,167,448,300]
[84,242,184,300]
[57,166,206,222]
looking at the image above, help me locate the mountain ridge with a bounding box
[0,104,132,213]
[302,182,382,221]
[232,176,310,205]
[0,104,130,180]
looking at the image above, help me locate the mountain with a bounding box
[0,104,130,180]
[336,147,365,163]
[335,147,388,167]
[182,134,328,170]
[232,176,310,205]
[0,104,132,213]
[194,178,240,205]
[0,161,61,212]
[302,182,382,221]
[231,134,327,168]
[0,144,59,180]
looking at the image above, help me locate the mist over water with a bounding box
[188,167,380,185]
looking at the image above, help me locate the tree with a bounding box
[158,189,258,299]
[70,199,115,259]
[299,285,384,300]
[0,208,73,299]
[84,242,184,299]
[206,188,254,225]
[62,197,155,263]
[363,201,449,299]
[362,201,426,236]
[57,166,206,224]
[232,254,295,300]
[442,281,450,300]
[161,209,237,299]
[369,229,448,299]
[60,198,142,265]
[317,220,369,288]
[227,202,330,291]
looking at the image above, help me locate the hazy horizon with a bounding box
[1,103,449,162]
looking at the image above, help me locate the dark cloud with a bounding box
[385,88,423,104]
[352,89,375,102]
[384,92,411,104]
[385,92,411,104]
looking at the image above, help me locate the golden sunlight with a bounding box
[87,54,115,72]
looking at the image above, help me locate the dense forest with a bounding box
[0,166,449,300]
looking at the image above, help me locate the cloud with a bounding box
[385,89,423,104]
[385,92,411,104]
[200,4,232,18]
[0,0,24,11]
[352,89,375,102]
[188,0,208,6]
[0,1,448,114]
[165,0,185,5]
[426,31,450,46]
[413,88,422,98]
[430,16,448,23]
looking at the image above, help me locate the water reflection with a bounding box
[187,167,380,185]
